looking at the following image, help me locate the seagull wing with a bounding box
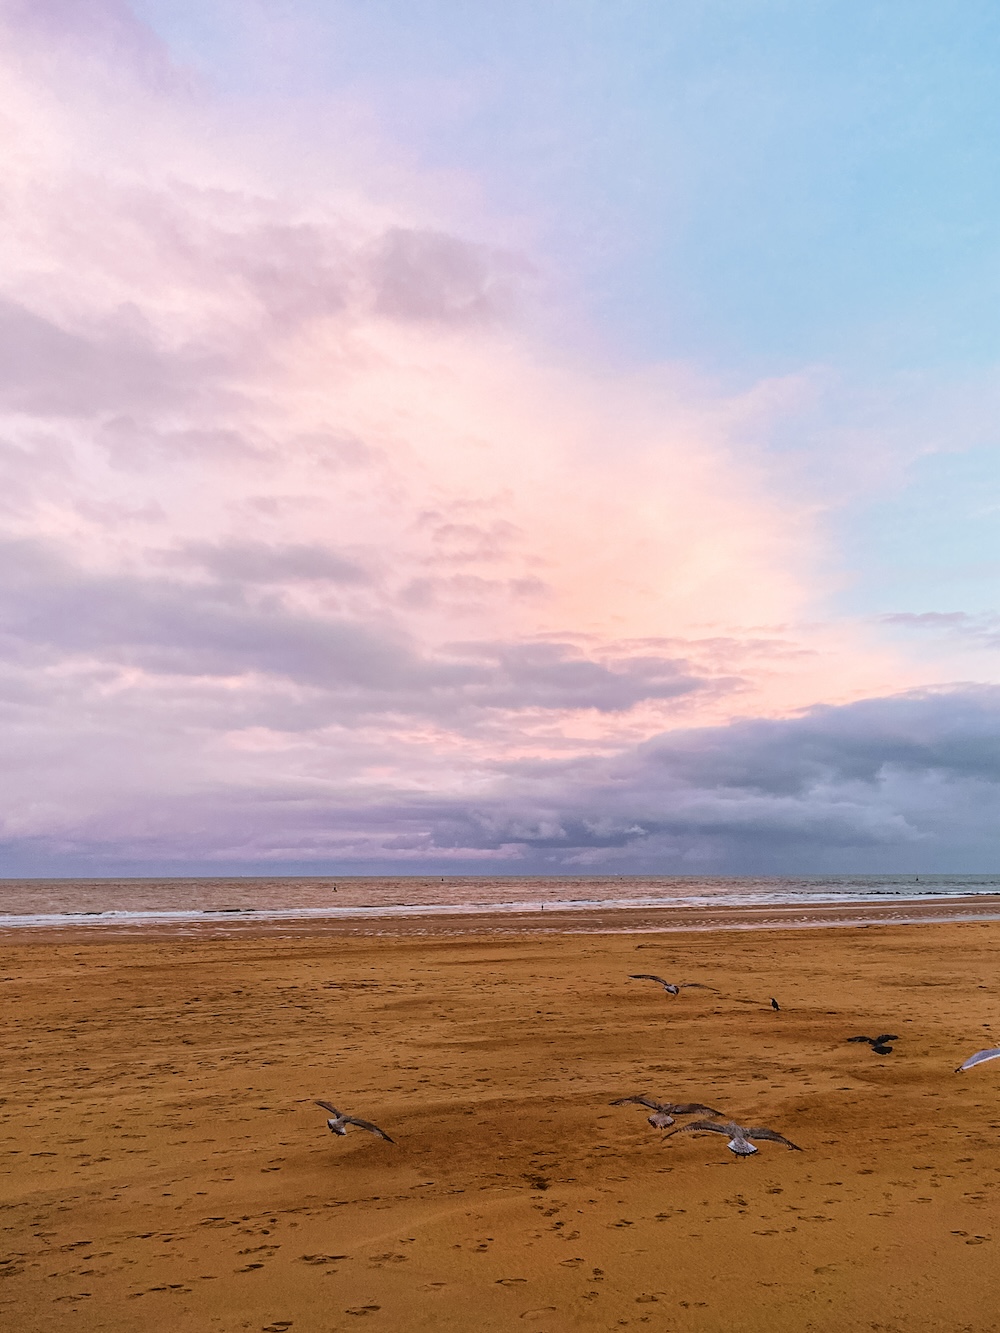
[956,1047,1000,1072]
[663,1103,724,1117]
[747,1126,803,1150]
[342,1116,395,1142]
[628,974,671,986]
[874,1034,900,1044]
[315,1099,341,1116]
[610,1095,663,1110]
[664,1119,729,1138]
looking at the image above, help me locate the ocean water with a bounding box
[0,873,998,929]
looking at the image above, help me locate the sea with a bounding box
[0,873,998,930]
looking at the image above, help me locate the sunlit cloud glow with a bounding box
[2,1,998,873]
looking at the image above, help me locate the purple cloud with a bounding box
[368,228,528,324]
[1,0,996,881]
[3,682,1000,874]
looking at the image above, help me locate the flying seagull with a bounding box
[628,974,716,996]
[315,1100,394,1142]
[955,1047,1000,1073]
[610,1095,723,1129]
[848,1033,899,1054]
[664,1119,802,1158]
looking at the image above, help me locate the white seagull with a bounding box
[955,1047,1000,1073]
[628,974,716,997]
[315,1099,394,1142]
[664,1118,802,1158]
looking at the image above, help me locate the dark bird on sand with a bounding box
[665,1119,802,1158]
[610,1095,723,1129]
[955,1047,1000,1073]
[770,998,780,1011]
[315,1100,394,1142]
[848,1033,899,1054]
[628,974,717,996]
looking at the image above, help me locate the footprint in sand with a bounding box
[345,1306,380,1316]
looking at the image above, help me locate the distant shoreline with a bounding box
[4,891,1000,942]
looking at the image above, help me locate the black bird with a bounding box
[847,1033,899,1055]
[770,998,780,1011]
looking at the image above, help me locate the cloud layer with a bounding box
[0,2,995,874]
[5,684,1000,873]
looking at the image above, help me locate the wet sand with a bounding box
[2,918,999,1332]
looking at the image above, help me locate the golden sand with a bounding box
[2,919,999,1332]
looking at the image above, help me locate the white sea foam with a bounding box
[2,881,1000,929]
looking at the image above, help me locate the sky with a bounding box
[3,0,1000,875]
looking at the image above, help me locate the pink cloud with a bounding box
[0,1,965,868]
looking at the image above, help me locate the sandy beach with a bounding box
[3,916,1000,1332]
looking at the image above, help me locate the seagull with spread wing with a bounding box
[955,1047,1000,1073]
[315,1100,394,1142]
[664,1119,802,1158]
[627,974,716,997]
[610,1095,723,1129]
